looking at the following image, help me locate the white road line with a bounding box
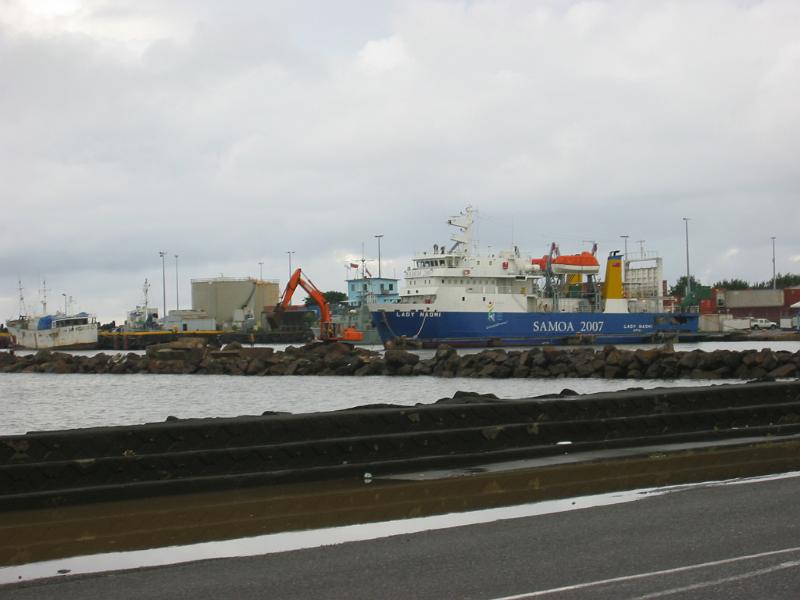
[628,560,800,599]
[489,546,800,599]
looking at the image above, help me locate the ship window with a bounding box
[389,284,393,291]
[462,297,465,301]
[483,297,486,301]
[441,279,444,284]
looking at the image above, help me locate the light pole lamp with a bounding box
[174,254,179,311]
[61,292,67,315]
[287,251,295,278]
[682,218,691,297]
[375,234,384,278]
[159,251,167,320]
[258,261,263,281]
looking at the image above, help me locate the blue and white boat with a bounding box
[369,207,698,347]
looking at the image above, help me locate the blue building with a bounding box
[347,276,399,306]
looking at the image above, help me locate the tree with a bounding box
[668,275,701,298]
[303,291,348,307]
[711,278,750,290]
[752,273,800,289]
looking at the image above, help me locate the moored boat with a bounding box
[7,312,99,350]
[369,207,698,347]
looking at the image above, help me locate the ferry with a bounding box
[369,207,698,347]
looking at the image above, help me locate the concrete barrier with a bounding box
[2,381,800,511]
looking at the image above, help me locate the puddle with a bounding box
[2,440,800,586]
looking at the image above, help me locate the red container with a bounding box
[784,288,800,307]
[699,299,716,314]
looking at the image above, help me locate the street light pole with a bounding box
[258,262,263,281]
[682,218,691,297]
[287,251,295,280]
[174,254,179,311]
[61,292,67,315]
[771,237,777,289]
[159,251,167,320]
[375,234,383,278]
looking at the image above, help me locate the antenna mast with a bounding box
[142,278,150,307]
[18,280,26,318]
[40,278,49,314]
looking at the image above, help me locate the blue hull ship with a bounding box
[373,309,698,347]
[369,207,699,348]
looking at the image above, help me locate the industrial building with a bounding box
[347,276,399,306]
[191,277,280,331]
[162,309,216,332]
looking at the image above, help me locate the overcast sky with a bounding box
[2,0,799,323]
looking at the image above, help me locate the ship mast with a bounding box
[40,278,49,314]
[17,279,26,318]
[142,278,150,308]
[447,206,476,254]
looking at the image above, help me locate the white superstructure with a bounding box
[386,206,600,315]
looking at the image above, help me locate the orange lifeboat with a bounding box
[531,257,548,270]
[550,252,600,275]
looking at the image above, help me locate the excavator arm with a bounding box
[280,268,332,323]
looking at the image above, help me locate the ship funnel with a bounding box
[602,251,628,313]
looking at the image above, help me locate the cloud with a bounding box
[1,1,800,322]
[358,36,410,73]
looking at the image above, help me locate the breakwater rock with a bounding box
[2,339,800,380]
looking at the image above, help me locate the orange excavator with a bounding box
[276,268,364,342]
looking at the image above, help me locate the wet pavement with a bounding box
[2,434,800,584]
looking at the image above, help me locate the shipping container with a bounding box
[699,299,716,314]
[724,289,784,308]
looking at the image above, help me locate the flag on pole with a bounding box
[349,263,359,269]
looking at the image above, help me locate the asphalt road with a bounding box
[2,474,800,599]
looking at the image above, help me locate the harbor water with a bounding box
[2,341,799,436]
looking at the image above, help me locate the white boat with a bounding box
[7,313,98,350]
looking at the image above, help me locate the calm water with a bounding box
[2,340,798,436]
[2,373,742,436]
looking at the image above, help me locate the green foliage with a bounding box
[303,290,348,307]
[669,275,701,298]
[751,273,800,289]
[711,278,750,290]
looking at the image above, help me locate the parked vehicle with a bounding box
[751,317,778,330]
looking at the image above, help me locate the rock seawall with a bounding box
[2,339,799,380]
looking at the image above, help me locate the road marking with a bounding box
[489,546,800,599]
[629,560,800,599]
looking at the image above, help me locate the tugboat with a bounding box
[369,207,698,347]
